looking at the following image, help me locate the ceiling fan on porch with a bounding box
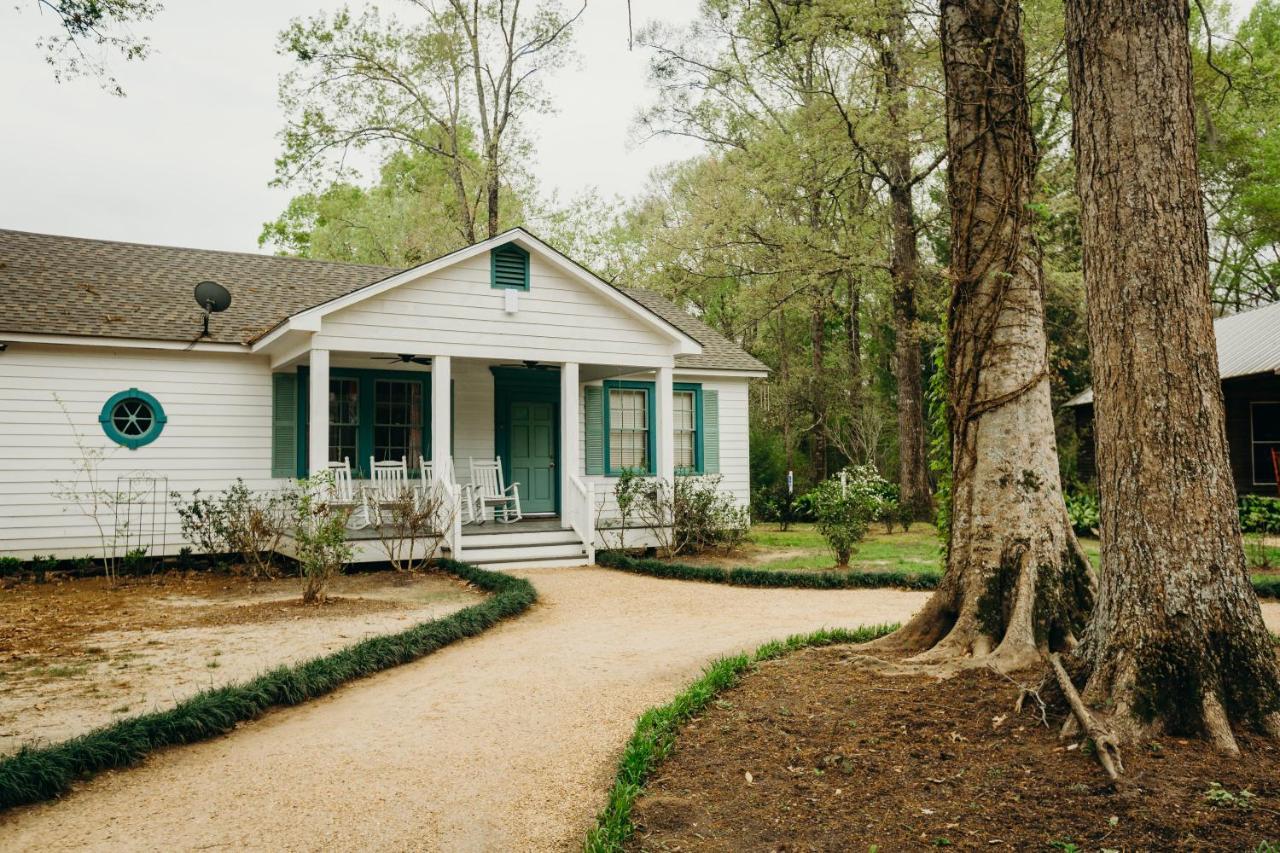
[372,354,432,366]
[496,359,552,370]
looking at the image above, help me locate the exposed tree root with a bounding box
[1050,653,1123,781]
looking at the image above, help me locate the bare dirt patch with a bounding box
[628,644,1280,851]
[0,569,484,754]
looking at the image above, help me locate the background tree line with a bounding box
[248,0,1280,527]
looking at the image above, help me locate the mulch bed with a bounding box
[627,645,1280,851]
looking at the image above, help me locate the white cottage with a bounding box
[0,228,767,568]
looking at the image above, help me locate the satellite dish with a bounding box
[194,281,232,313]
[194,281,232,337]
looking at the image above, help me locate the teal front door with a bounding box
[509,401,556,514]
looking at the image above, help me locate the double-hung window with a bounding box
[301,368,430,476]
[373,379,424,464]
[673,389,697,473]
[1253,401,1280,486]
[605,381,654,475]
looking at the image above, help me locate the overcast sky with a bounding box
[0,1,701,253]
[1,1,1257,254]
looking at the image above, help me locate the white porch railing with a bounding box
[427,459,464,562]
[566,473,596,564]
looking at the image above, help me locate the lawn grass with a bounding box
[688,524,1280,599]
[0,559,536,811]
[583,623,898,853]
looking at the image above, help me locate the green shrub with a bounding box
[1240,495,1280,535]
[805,467,889,566]
[1254,575,1280,599]
[1065,490,1100,536]
[608,470,748,557]
[172,479,288,577]
[287,474,353,604]
[0,558,535,811]
[120,548,151,576]
[0,557,22,578]
[30,554,59,584]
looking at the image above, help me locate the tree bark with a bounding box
[878,6,933,520]
[811,298,829,479]
[883,0,1092,671]
[1065,0,1280,749]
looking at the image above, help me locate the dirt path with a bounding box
[0,572,482,754]
[0,568,927,851]
[4,571,1278,852]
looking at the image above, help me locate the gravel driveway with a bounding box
[0,567,928,852]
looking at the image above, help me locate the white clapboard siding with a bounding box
[316,252,678,365]
[0,344,275,558]
[450,359,496,489]
[580,375,752,524]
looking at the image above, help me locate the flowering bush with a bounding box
[806,466,892,566]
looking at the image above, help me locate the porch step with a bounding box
[461,528,582,549]
[458,541,588,566]
[468,556,593,571]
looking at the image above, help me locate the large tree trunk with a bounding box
[879,3,934,520]
[882,0,1092,671]
[1065,0,1280,750]
[888,186,932,519]
[811,298,829,479]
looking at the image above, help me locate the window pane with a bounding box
[675,431,694,469]
[329,378,359,464]
[373,380,422,464]
[1254,403,1280,443]
[674,392,694,431]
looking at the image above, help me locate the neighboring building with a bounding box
[1066,300,1280,496]
[0,228,767,567]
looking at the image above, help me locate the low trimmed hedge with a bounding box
[583,623,897,852]
[601,551,1280,600]
[597,549,940,591]
[0,559,535,811]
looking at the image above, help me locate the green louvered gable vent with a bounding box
[271,372,298,478]
[702,389,720,474]
[584,385,604,475]
[491,243,530,290]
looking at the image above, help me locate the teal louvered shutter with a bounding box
[271,372,298,478]
[585,385,605,475]
[490,244,530,290]
[702,389,720,474]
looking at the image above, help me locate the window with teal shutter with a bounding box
[491,243,530,290]
[584,385,604,475]
[271,373,298,478]
[702,389,720,474]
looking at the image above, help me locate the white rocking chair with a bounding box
[469,457,522,524]
[419,455,476,526]
[325,458,370,530]
[365,457,412,527]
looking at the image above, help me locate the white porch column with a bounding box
[431,355,452,477]
[656,365,676,483]
[308,348,330,475]
[560,361,580,528]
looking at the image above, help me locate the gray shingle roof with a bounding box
[0,228,767,373]
[1065,299,1280,406]
[619,287,769,373]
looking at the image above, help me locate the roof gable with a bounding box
[263,229,700,354]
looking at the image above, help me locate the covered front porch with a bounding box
[279,350,687,566]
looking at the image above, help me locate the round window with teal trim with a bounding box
[99,389,167,449]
